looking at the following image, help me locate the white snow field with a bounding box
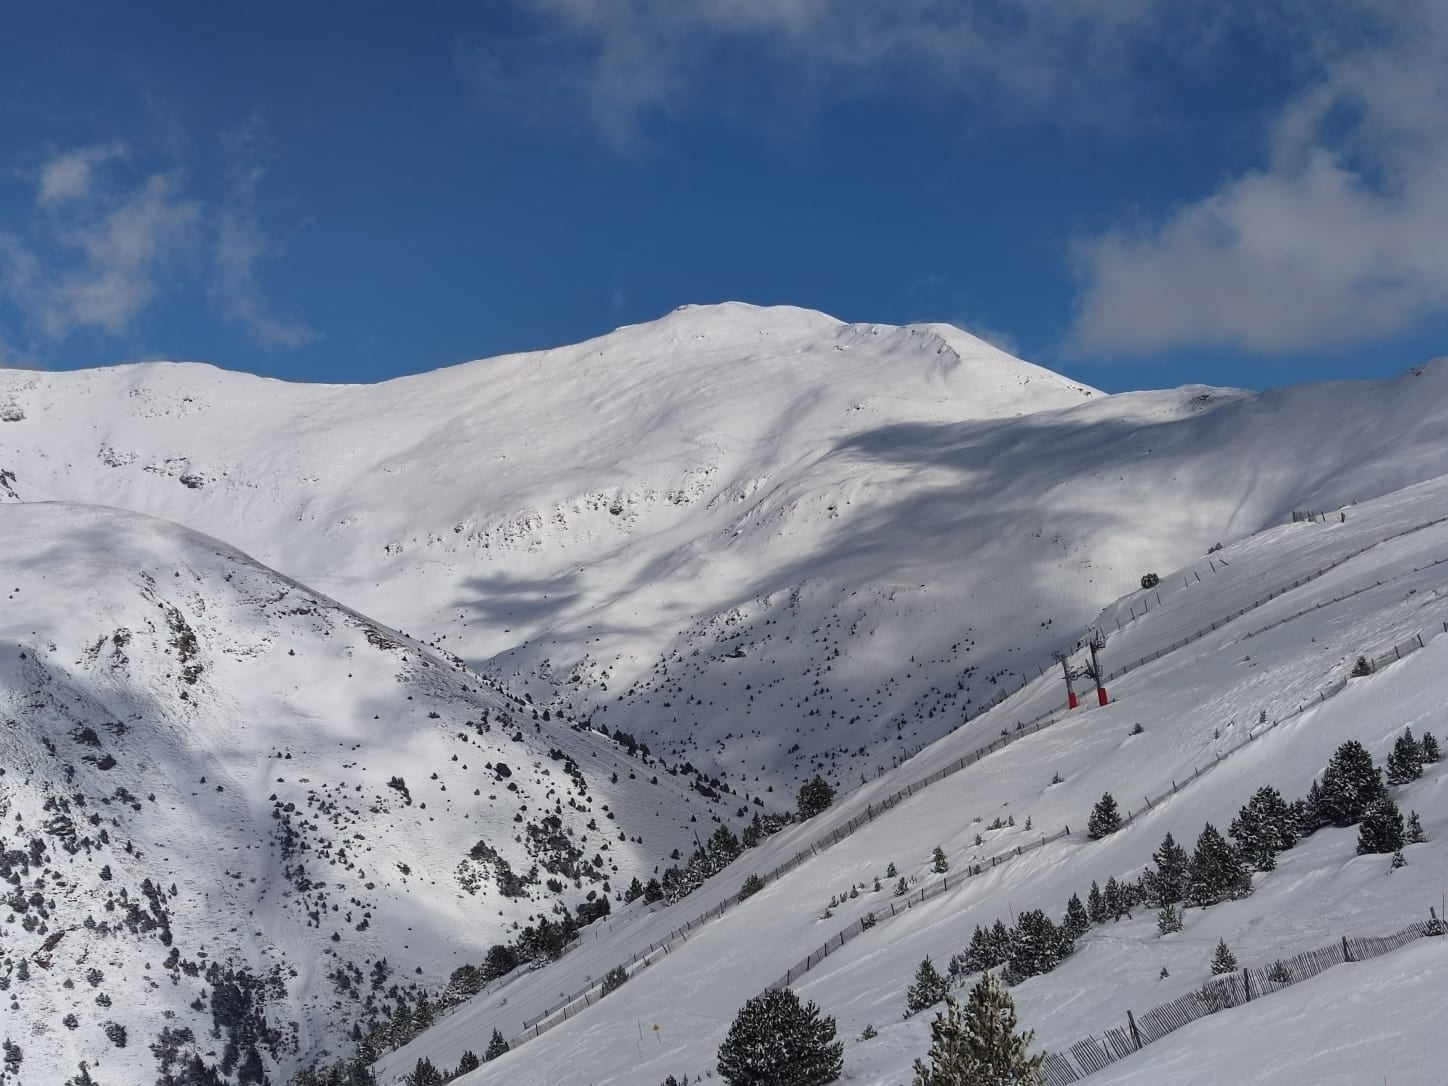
[381,472,1448,1086]
[2,304,1448,1084]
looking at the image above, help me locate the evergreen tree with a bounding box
[907,957,951,1015]
[484,1029,508,1061]
[1005,910,1067,982]
[1186,823,1252,906]
[455,1051,480,1074]
[625,877,645,903]
[1229,786,1298,871]
[1356,795,1405,854]
[1296,780,1330,835]
[1385,729,1425,785]
[1156,904,1183,935]
[413,993,434,1031]
[1145,832,1189,905]
[1086,881,1106,925]
[1210,939,1237,975]
[1407,810,1427,844]
[932,846,950,874]
[961,926,998,974]
[404,1059,442,1086]
[717,988,842,1086]
[1317,741,1386,826]
[1062,893,1090,941]
[1265,960,1291,984]
[1102,876,1123,921]
[797,776,836,819]
[911,973,1045,1086]
[1087,793,1122,839]
[601,964,630,995]
[1422,731,1441,763]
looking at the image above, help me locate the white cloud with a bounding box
[35,143,128,207]
[462,0,1177,147]
[1069,3,1448,356]
[6,161,202,339]
[1,134,314,352]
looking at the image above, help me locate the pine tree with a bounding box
[1356,795,1405,854]
[1062,893,1090,941]
[895,877,910,897]
[717,987,842,1086]
[1422,731,1441,763]
[1086,881,1106,925]
[1407,810,1427,843]
[797,776,836,819]
[1317,741,1386,826]
[404,1059,442,1086]
[485,1029,508,1061]
[601,964,630,995]
[1087,793,1122,839]
[911,973,1045,1086]
[961,926,1000,974]
[1391,849,1407,870]
[933,846,950,874]
[907,957,951,1016]
[1156,903,1183,935]
[455,1051,480,1074]
[1004,910,1067,983]
[1229,787,1298,871]
[1187,823,1252,906]
[1145,832,1190,905]
[1385,729,1425,785]
[1102,877,1123,921]
[1210,939,1237,975]
[1266,960,1290,984]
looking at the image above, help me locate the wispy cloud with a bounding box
[208,116,317,350]
[0,128,315,354]
[461,0,1181,149]
[5,159,201,339]
[1069,2,1448,357]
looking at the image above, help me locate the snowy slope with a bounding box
[385,471,1448,1086]
[9,305,1448,808]
[0,502,725,1085]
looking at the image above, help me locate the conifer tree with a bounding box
[911,973,1045,1086]
[404,1059,442,1086]
[1317,741,1386,826]
[1422,731,1441,763]
[907,957,951,1016]
[1356,795,1405,854]
[797,776,836,819]
[933,846,950,874]
[1145,832,1189,905]
[1062,893,1090,941]
[455,1051,480,1074]
[1102,877,1123,920]
[1187,823,1252,906]
[1229,786,1298,871]
[485,1029,508,1061]
[1407,810,1427,844]
[1004,910,1067,983]
[1086,881,1106,925]
[1087,793,1122,839]
[717,988,842,1086]
[1156,903,1183,935]
[1210,939,1237,975]
[1385,729,1425,785]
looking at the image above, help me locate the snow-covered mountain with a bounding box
[0,502,722,1084]
[3,303,1448,1084]
[6,305,1448,805]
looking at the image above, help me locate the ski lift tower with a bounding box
[1053,650,1083,710]
[1082,631,1110,706]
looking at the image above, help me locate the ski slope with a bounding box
[384,472,1448,1086]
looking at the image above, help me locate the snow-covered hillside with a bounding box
[6,305,1448,807]
[0,503,724,1085]
[388,472,1448,1086]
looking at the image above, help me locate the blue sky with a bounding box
[2,1,1447,392]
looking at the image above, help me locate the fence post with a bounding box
[1242,968,1252,1001]
[1126,1010,1143,1051]
[1341,935,1353,962]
